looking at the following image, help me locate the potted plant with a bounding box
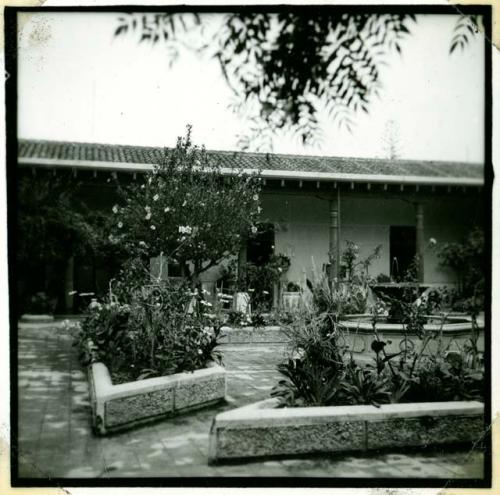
[282,281,302,312]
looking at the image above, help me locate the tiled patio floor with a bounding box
[15,322,485,479]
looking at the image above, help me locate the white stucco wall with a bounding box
[260,189,483,286]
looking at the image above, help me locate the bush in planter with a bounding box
[271,294,484,408]
[272,311,348,407]
[367,305,485,404]
[75,276,224,384]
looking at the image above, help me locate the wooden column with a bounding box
[415,202,424,283]
[328,189,341,286]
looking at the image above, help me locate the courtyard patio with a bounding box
[16,321,484,479]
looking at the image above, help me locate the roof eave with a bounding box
[17,157,484,187]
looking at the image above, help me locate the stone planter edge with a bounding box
[88,360,226,435]
[208,398,484,463]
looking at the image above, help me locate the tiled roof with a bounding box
[18,139,484,183]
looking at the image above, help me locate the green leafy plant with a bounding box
[271,311,347,407]
[308,275,369,316]
[75,274,224,383]
[226,309,252,327]
[341,359,392,407]
[367,304,485,404]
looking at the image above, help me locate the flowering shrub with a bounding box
[75,277,224,383]
[109,126,262,286]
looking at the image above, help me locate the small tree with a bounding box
[382,119,401,160]
[110,126,262,288]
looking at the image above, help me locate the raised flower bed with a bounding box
[89,359,226,435]
[208,397,484,463]
[76,279,229,435]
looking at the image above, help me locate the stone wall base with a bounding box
[209,398,484,463]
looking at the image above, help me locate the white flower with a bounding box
[257,206,262,214]
[112,205,119,214]
[153,194,159,201]
[145,205,151,212]
[150,225,156,230]
[416,298,422,307]
[251,226,258,234]
[139,241,146,247]
[429,237,437,246]
[141,184,145,189]
[118,222,123,229]
[145,212,151,220]
[179,225,192,235]
[253,194,259,201]
[197,349,203,355]
[164,207,170,213]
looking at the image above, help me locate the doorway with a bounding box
[390,225,416,280]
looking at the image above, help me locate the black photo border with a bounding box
[5,3,493,489]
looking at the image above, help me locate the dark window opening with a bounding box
[390,225,416,281]
[247,223,275,265]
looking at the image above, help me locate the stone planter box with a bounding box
[208,398,484,463]
[219,325,288,344]
[88,361,226,435]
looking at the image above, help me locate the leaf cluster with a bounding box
[114,12,415,147]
